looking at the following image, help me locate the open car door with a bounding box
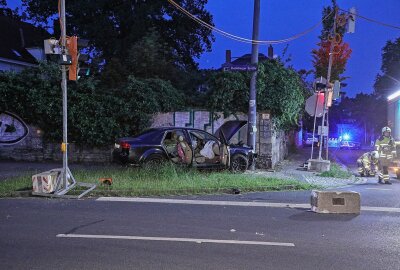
[218,129,230,167]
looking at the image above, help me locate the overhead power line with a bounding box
[167,0,334,45]
[339,8,400,30]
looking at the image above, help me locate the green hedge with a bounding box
[0,62,184,146]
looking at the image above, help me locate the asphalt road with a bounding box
[1,148,400,269]
[1,195,400,270]
[307,146,400,208]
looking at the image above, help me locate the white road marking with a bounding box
[361,206,400,213]
[56,234,295,247]
[96,197,309,209]
[365,188,392,191]
[97,197,400,213]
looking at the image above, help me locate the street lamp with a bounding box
[388,90,400,101]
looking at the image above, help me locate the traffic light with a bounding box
[66,36,90,81]
[347,7,356,34]
[313,77,327,92]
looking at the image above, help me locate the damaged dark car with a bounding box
[112,121,255,172]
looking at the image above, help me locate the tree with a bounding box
[21,0,214,72]
[312,2,352,81]
[329,93,386,142]
[206,60,307,130]
[374,37,400,98]
[312,41,352,81]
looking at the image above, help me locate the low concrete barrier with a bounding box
[311,190,361,214]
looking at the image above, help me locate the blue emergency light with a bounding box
[343,133,350,141]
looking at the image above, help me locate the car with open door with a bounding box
[112,121,255,172]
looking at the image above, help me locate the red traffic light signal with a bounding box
[66,36,90,81]
[66,36,78,81]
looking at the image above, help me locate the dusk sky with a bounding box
[198,0,400,97]
[6,0,400,97]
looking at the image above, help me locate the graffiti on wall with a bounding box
[0,112,29,145]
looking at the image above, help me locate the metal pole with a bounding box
[326,109,329,160]
[247,0,260,170]
[318,7,337,160]
[310,92,320,160]
[61,0,68,188]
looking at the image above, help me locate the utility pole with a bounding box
[247,0,260,170]
[318,7,338,160]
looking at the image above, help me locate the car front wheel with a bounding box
[230,154,249,173]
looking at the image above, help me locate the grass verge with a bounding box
[318,163,353,179]
[0,163,318,197]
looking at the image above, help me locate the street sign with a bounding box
[318,125,328,136]
[333,80,341,100]
[223,65,257,72]
[327,91,333,107]
[305,93,324,117]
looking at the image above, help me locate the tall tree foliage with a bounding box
[206,60,307,130]
[311,1,351,81]
[312,41,352,81]
[374,37,400,98]
[329,93,386,138]
[21,0,214,72]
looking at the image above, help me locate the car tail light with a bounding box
[120,141,131,149]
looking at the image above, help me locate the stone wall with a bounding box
[0,125,112,163]
[1,111,288,168]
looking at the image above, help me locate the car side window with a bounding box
[189,130,220,161]
[162,130,186,162]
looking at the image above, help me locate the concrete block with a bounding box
[308,159,330,172]
[311,190,361,214]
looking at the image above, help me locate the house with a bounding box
[221,49,270,70]
[0,8,49,72]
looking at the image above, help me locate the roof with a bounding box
[0,9,49,65]
[230,53,269,65]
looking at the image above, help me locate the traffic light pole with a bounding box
[247,0,260,170]
[318,7,337,160]
[54,0,95,197]
[60,0,68,189]
[32,0,96,198]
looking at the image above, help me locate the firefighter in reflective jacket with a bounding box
[375,126,396,184]
[357,151,379,177]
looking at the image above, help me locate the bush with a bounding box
[0,62,184,146]
[206,60,307,130]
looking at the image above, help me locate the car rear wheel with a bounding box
[143,154,165,167]
[230,154,249,173]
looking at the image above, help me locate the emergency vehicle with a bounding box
[387,90,400,179]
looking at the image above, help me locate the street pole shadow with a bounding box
[64,219,105,234]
